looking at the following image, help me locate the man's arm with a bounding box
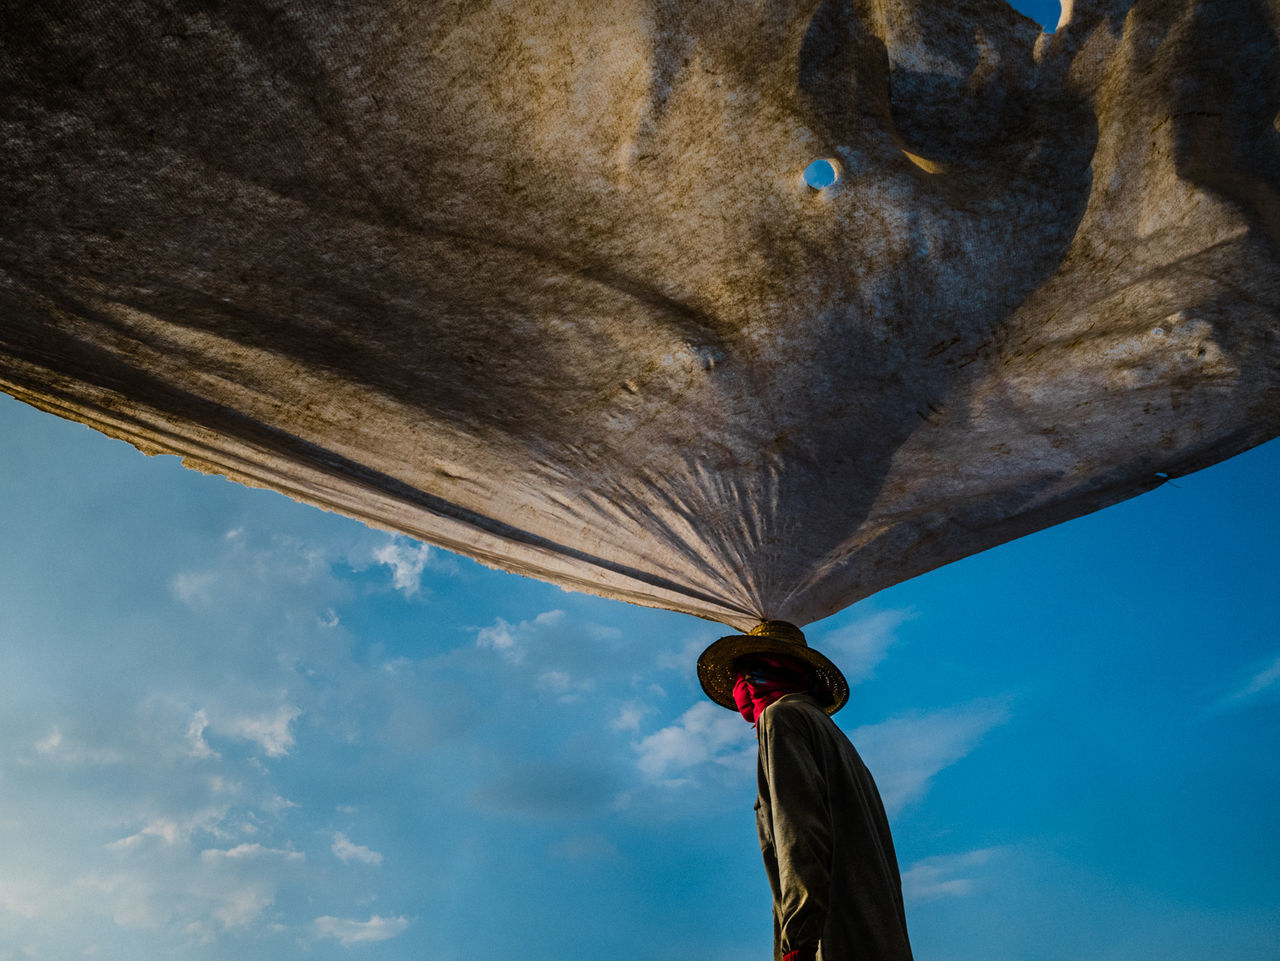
[759,703,833,959]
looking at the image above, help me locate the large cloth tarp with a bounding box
[2,0,1279,630]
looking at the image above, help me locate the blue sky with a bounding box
[3,3,1279,959]
[5,399,1274,961]
[4,399,1279,961]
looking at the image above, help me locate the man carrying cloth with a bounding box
[698,621,915,961]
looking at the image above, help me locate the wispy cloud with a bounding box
[655,633,710,673]
[88,810,308,944]
[107,818,184,850]
[851,698,1011,816]
[0,406,444,956]
[331,832,383,865]
[1206,652,1280,715]
[34,725,62,755]
[225,705,301,758]
[633,702,754,781]
[476,615,520,657]
[0,879,47,920]
[30,724,124,765]
[373,537,436,597]
[107,808,228,851]
[901,848,1000,902]
[200,844,303,862]
[475,610,565,663]
[312,914,411,945]
[815,607,914,683]
[611,701,649,733]
[172,570,218,607]
[538,668,594,700]
[186,710,219,759]
[210,885,274,929]
[471,609,623,692]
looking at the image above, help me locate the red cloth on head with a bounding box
[782,948,818,961]
[732,655,811,725]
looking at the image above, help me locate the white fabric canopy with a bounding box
[3,0,1278,629]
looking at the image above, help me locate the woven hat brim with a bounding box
[697,634,849,715]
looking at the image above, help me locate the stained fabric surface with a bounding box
[2,0,1279,630]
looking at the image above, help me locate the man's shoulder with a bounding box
[760,693,831,730]
[760,695,861,771]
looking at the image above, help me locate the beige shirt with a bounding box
[755,694,914,961]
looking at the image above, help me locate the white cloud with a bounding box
[476,616,520,657]
[611,701,648,733]
[633,702,754,780]
[205,775,237,795]
[183,919,218,944]
[72,802,308,944]
[655,634,707,673]
[901,848,1000,902]
[850,698,1011,816]
[53,795,309,947]
[815,608,914,683]
[106,807,231,851]
[539,669,571,691]
[0,880,45,920]
[471,610,627,689]
[1208,652,1280,713]
[373,537,435,596]
[34,726,62,755]
[225,705,301,758]
[263,794,299,813]
[200,844,303,862]
[1241,656,1280,698]
[536,668,593,701]
[107,818,183,850]
[171,571,218,607]
[331,833,383,865]
[210,886,273,929]
[28,724,123,765]
[74,872,165,929]
[312,914,410,945]
[257,537,327,586]
[475,610,566,664]
[186,710,219,760]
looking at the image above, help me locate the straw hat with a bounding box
[697,620,849,715]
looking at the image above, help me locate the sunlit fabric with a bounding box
[2,0,1278,629]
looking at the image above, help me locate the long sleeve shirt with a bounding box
[754,694,914,961]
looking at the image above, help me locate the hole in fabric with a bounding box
[803,158,839,190]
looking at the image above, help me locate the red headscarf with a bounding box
[732,654,813,725]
